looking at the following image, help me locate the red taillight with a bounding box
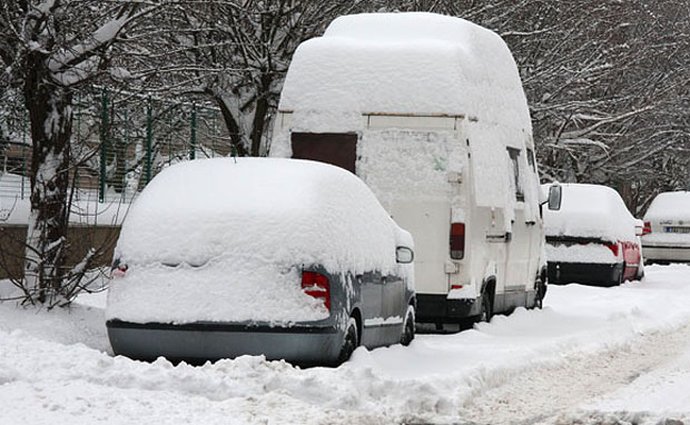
[301,271,330,311]
[605,242,620,257]
[111,263,128,279]
[643,221,652,235]
[450,223,465,260]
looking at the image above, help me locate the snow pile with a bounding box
[108,157,405,324]
[543,183,637,242]
[3,265,690,424]
[279,12,530,129]
[3,265,690,423]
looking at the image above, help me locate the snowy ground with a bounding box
[1,264,690,424]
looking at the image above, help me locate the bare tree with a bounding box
[1,0,166,306]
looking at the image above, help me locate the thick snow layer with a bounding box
[3,265,690,424]
[546,243,617,264]
[108,157,407,324]
[543,183,637,242]
[279,12,531,130]
[644,191,690,222]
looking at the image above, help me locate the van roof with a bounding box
[279,12,531,131]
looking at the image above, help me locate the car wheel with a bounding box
[400,305,415,346]
[478,291,493,323]
[337,317,359,365]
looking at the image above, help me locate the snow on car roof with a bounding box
[115,157,401,275]
[543,183,636,241]
[644,191,690,222]
[278,12,530,130]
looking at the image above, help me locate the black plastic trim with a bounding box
[106,319,338,334]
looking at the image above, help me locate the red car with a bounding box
[543,183,644,286]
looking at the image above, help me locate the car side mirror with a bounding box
[396,246,414,264]
[547,184,562,211]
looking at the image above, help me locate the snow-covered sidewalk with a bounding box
[1,264,689,424]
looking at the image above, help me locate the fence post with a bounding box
[190,103,196,160]
[145,96,153,184]
[99,88,108,203]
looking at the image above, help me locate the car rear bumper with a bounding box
[106,320,342,365]
[642,244,690,263]
[415,294,482,323]
[547,261,624,286]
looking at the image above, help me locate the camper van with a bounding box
[271,12,550,325]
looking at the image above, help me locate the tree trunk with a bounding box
[23,50,73,305]
[250,74,272,157]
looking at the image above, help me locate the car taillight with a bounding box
[301,271,330,311]
[450,223,465,260]
[643,221,652,235]
[605,242,620,257]
[110,263,128,279]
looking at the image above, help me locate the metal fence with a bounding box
[1,89,230,207]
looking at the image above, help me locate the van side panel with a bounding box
[390,199,450,295]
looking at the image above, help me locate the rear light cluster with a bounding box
[110,260,128,278]
[301,271,331,311]
[450,222,465,260]
[605,242,620,257]
[643,221,652,235]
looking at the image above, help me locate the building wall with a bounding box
[0,225,120,280]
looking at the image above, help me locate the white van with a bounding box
[271,12,551,325]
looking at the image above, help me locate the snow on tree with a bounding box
[0,0,165,306]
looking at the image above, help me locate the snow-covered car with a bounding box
[642,191,690,264]
[106,158,416,365]
[543,183,643,286]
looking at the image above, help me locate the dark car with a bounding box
[106,158,415,365]
[543,183,643,286]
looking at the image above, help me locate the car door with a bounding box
[381,272,406,344]
[357,271,385,347]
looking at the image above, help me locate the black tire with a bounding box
[478,290,493,323]
[400,305,415,346]
[337,317,359,365]
[535,279,545,309]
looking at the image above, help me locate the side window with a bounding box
[507,147,524,202]
[526,147,536,172]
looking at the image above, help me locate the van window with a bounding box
[291,133,358,173]
[507,148,524,201]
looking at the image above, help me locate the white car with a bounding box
[642,191,690,264]
[106,157,416,365]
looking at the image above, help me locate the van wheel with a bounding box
[338,317,359,365]
[400,305,415,346]
[533,277,545,309]
[478,292,493,323]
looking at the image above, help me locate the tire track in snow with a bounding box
[456,321,690,425]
